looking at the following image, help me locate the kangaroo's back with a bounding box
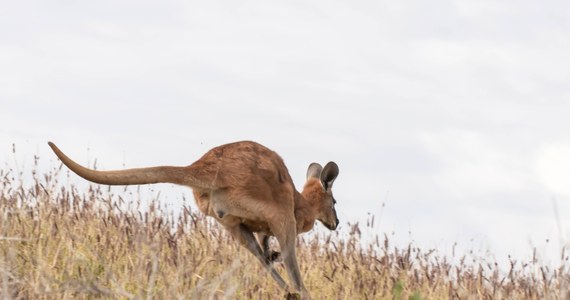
[189,141,293,189]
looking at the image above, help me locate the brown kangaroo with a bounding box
[48,141,339,298]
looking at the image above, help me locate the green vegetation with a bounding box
[0,161,569,299]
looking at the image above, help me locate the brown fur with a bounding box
[48,140,339,298]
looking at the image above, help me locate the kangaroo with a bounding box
[48,141,339,299]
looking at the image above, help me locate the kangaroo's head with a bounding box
[302,161,340,230]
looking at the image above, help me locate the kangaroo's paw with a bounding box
[267,250,281,262]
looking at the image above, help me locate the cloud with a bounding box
[420,129,532,196]
[536,143,570,197]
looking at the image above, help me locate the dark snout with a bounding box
[324,216,339,230]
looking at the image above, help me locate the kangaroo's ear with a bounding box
[320,161,339,190]
[306,163,323,180]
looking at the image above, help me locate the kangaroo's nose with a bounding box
[331,218,339,230]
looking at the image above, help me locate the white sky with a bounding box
[2,0,570,266]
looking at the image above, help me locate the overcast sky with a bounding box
[2,0,570,265]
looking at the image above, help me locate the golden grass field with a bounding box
[1,159,569,299]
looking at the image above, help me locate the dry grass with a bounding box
[1,157,569,299]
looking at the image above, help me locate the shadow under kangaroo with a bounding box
[48,141,340,299]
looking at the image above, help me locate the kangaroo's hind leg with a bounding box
[269,212,310,299]
[226,224,289,291]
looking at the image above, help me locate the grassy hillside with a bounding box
[0,164,568,299]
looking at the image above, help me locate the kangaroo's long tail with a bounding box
[48,142,193,186]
